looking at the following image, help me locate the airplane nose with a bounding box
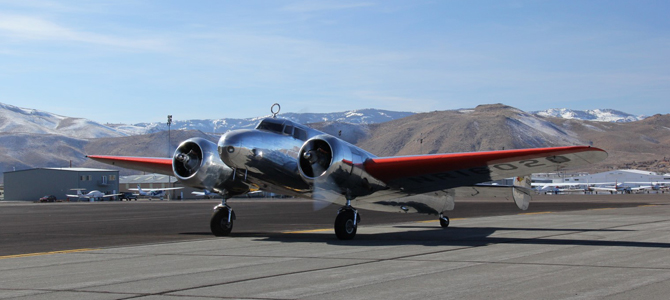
[218,131,242,168]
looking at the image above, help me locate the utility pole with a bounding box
[167,115,173,200]
[167,115,172,157]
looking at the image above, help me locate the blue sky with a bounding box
[0,0,668,124]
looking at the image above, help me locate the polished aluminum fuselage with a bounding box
[218,118,374,199]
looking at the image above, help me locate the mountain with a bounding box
[357,104,582,157]
[0,102,126,139]
[532,108,646,123]
[1,102,669,184]
[109,109,416,135]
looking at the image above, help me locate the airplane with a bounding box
[588,181,640,194]
[192,189,216,199]
[532,182,589,194]
[130,184,183,200]
[88,104,608,240]
[66,189,121,201]
[626,182,670,192]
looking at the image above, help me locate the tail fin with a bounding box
[512,175,532,210]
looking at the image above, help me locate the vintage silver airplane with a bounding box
[88,104,608,240]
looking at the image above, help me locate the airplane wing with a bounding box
[65,194,87,198]
[363,146,607,194]
[100,194,123,197]
[129,187,184,192]
[86,155,173,176]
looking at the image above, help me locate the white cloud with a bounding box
[0,13,167,51]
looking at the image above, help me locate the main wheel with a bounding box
[439,214,450,228]
[210,208,235,236]
[334,210,358,240]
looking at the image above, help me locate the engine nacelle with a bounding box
[173,138,248,195]
[298,135,380,198]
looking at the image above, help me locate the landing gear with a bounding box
[334,198,361,240]
[210,197,235,236]
[439,213,450,228]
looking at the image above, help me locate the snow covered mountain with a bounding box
[532,108,646,123]
[0,102,415,138]
[0,102,126,138]
[109,109,415,135]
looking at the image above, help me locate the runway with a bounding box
[1,194,669,299]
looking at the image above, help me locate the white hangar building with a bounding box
[550,169,670,185]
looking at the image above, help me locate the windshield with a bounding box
[256,119,285,133]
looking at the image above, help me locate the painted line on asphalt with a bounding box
[0,248,100,260]
[284,228,332,234]
[519,211,553,215]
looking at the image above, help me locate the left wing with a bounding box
[363,146,607,194]
[87,155,173,176]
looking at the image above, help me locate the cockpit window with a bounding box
[283,125,294,136]
[293,127,307,141]
[256,119,285,133]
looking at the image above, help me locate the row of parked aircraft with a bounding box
[533,181,670,194]
[67,185,185,201]
[87,104,609,240]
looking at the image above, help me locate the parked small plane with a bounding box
[192,189,216,199]
[88,104,608,240]
[130,185,183,200]
[66,189,121,201]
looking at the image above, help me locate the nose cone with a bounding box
[218,131,242,168]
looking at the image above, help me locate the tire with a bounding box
[210,208,235,236]
[334,210,357,240]
[439,214,450,228]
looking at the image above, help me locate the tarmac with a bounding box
[1,194,670,299]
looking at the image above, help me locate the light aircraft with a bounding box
[192,189,216,199]
[66,189,121,201]
[130,185,183,200]
[626,182,670,192]
[88,104,608,240]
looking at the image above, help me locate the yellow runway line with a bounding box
[0,248,99,260]
[519,211,553,215]
[283,228,331,234]
[416,218,466,224]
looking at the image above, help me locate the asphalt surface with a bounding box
[0,194,661,256]
[2,193,670,300]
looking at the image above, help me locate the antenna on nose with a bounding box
[271,103,281,118]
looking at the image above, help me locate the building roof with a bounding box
[4,167,117,174]
[120,174,177,184]
[43,167,118,172]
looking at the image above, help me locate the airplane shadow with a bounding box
[215,226,670,249]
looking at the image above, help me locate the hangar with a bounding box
[549,169,670,184]
[4,168,119,201]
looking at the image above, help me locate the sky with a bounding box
[0,0,668,124]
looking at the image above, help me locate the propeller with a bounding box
[299,138,342,211]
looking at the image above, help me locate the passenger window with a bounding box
[293,128,307,141]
